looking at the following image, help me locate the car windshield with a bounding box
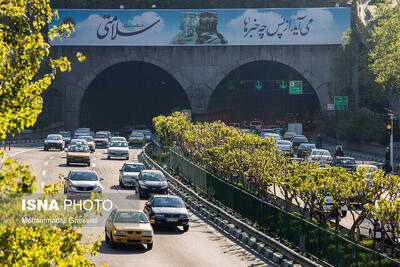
[131,133,144,137]
[124,164,145,172]
[114,211,148,223]
[70,172,98,181]
[141,172,165,181]
[60,132,71,137]
[312,150,330,156]
[81,136,93,142]
[95,134,107,138]
[300,144,315,149]
[337,158,356,165]
[143,130,152,136]
[277,141,290,145]
[47,135,61,140]
[110,142,128,147]
[70,140,86,146]
[112,137,125,141]
[285,132,296,137]
[152,197,185,208]
[68,146,89,152]
[294,137,308,142]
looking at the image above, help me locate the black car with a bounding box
[135,170,168,198]
[331,157,357,171]
[290,135,309,151]
[59,131,72,145]
[297,143,316,158]
[143,195,189,232]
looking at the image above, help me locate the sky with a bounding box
[49,8,351,46]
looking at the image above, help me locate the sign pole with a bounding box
[390,113,394,172]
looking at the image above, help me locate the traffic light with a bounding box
[386,117,392,135]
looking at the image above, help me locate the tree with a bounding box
[0,1,98,265]
[369,2,400,94]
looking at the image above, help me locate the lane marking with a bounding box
[93,158,97,161]
[49,156,54,159]
[45,161,48,166]
[93,163,96,167]
[0,146,42,163]
[42,170,46,176]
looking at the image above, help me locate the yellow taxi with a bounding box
[66,145,91,166]
[105,209,154,250]
[128,132,146,146]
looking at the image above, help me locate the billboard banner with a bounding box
[49,8,350,46]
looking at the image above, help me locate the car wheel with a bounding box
[109,233,116,249]
[66,160,70,166]
[87,161,91,167]
[126,156,129,160]
[183,225,189,232]
[107,156,110,160]
[105,228,110,243]
[119,179,124,188]
[64,187,67,194]
[369,230,373,239]
[146,243,153,250]
[60,146,63,151]
[44,147,48,151]
[93,149,95,152]
[138,189,141,199]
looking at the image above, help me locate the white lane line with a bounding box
[0,146,42,163]
[93,163,96,167]
[93,157,97,161]
[45,161,48,166]
[49,156,54,159]
[42,170,46,176]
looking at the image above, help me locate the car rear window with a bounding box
[294,137,308,142]
[152,197,185,208]
[124,164,145,172]
[337,158,356,165]
[95,134,107,138]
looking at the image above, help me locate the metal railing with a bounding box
[152,141,400,266]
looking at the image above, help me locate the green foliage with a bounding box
[369,3,400,93]
[319,112,386,144]
[0,1,99,265]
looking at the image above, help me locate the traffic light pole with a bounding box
[390,113,394,173]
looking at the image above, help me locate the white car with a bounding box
[357,164,378,186]
[107,141,129,160]
[262,133,282,141]
[276,140,292,154]
[79,136,96,152]
[306,149,333,166]
[118,162,146,187]
[323,194,348,218]
[64,170,103,197]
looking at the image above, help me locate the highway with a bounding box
[6,143,273,267]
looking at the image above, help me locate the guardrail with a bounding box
[151,140,400,267]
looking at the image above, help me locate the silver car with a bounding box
[119,162,146,187]
[276,140,292,154]
[108,141,129,160]
[64,170,103,198]
[80,136,96,152]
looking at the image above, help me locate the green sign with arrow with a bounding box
[255,80,263,90]
[227,80,235,91]
[280,81,287,89]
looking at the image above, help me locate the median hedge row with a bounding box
[153,112,400,257]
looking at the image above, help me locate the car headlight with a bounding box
[140,183,148,189]
[114,230,126,235]
[160,184,168,189]
[44,140,48,144]
[70,185,78,190]
[154,214,164,218]
[143,231,152,236]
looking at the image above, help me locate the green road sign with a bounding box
[255,80,263,90]
[334,96,348,111]
[289,81,303,94]
[227,80,235,91]
[181,109,192,120]
[280,80,287,89]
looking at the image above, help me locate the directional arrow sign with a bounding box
[280,80,287,89]
[255,80,263,90]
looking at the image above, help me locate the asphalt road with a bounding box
[5,143,273,267]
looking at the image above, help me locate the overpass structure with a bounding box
[43,7,358,131]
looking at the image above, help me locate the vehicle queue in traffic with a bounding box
[42,125,189,251]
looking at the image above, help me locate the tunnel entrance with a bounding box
[208,61,321,136]
[80,61,190,131]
